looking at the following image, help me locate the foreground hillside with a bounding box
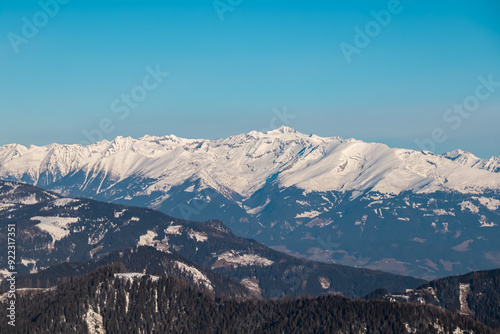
[367,268,500,329]
[1,246,251,299]
[0,180,424,298]
[0,264,495,334]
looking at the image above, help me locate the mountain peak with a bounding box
[267,126,297,135]
[443,149,473,159]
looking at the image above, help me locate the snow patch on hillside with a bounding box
[114,209,126,218]
[137,230,158,247]
[319,276,330,289]
[295,210,321,219]
[188,230,208,242]
[83,306,105,334]
[174,261,213,291]
[16,194,39,205]
[433,209,455,216]
[246,198,270,215]
[479,215,498,228]
[114,273,160,283]
[213,251,274,268]
[21,258,38,273]
[52,198,79,207]
[31,216,79,245]
[458,283,472,315]
[165,225,183,235]
[459,201,479,214]
[475,197,500,211]
[0,203,14,211]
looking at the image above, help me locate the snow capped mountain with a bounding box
[1,127,499,200]
[1,129,499,279]
[443,149,500,173]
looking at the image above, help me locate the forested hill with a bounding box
[0,264,495,334]
[0,179,425,299]
[366,268,500,330]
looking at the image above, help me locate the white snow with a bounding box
[136,231,171,252]
[240,278,261,296]
[165,225,182,235]
[16,194,39,205]
[21,258,38,273]
[318,276,330,289]
[0,203,14,211]
[475,196,500,211]
[444,149,500,173]
[137,230,158,247]
[184,184,196,192]
[246,198,270,215]
[188,230,208,242]
[458,283,472,315]
[1,128,500,204]
[83,306,106,334]
[305,218,333,228]
[114,272,160,283]
[367,200,383,207]
[0,269,12,283]
[213,251,274,268]
[114,209,126,218]
[479,215,498,227]
[459,201,479,214]
[433,209,455,216]
[31,216,79,245]
[295,210,321,219]
[52,198,79,207]
[174,261,213,291]
[404,323,417,334]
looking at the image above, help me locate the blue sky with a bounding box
[1,0,499,158]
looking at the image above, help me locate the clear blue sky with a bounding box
[1,0,499,158]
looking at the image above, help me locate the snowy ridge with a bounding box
[443,149,500,173]
[1,127,500,201]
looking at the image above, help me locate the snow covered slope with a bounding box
[1,127,499,200]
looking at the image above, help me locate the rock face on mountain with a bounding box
[1,128,499,278]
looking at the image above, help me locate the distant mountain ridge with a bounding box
[1,127,499,197]
[1,129,499,279]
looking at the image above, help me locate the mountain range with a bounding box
[1,161,499,331]
[1,127,499,279]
